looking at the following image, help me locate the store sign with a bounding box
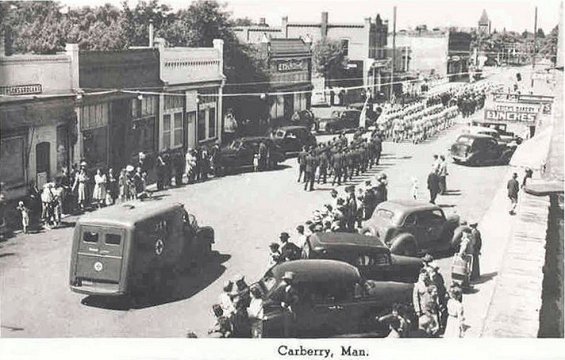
[276,59,308,73]
[0,84,42,96]
[484,103,541,124]
[490,92,554,114]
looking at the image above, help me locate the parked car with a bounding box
[255,259,414,338]
[316,109,361,134]
[361,200,465,257]
[302,232,423,283]
[69,201,214,297]
[471,121,523,145]
[270,126,317,156]
[219,137,285,172]
[466,126,522,146]
[450,134,516,166]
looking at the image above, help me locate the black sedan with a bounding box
[269,126,317,156]
[219,137,285,172]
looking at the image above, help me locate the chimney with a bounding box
[321,12,328,39]
[259,17,266,26]
[0,32,5,57]
[213,39,224,73]
[282,16,288,37]
[65,43,80,90]
[149,20,154,48]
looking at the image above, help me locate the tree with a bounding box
[1,1,67,54]
[121,0,176,47]
[312,38,348,87]
[536,28,546,38]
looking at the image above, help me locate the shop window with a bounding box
[82,127,108,167]
[163,114,171,150]
[164,95,184,111]
[0,136,25,188]
[173,112,183,148]
[208,108,216,139]
[198,109,206,141]
[141,96,157,116]
[132,117,156,154]
[341,39,349,56]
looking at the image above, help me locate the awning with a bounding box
[509,127,552,171]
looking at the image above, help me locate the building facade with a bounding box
[0,42,77,200]
[391,31,449,78]
[448,31,473,82]
[478,9,491,35]
[256,38,312,123]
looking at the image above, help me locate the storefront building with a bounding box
[0,41,77,200]
[156,38,225,149]
[257,38,313,123]
[447,32,472,82]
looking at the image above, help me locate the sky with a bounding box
[59,0,562,33]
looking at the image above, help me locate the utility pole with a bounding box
[531,6,538,87]
[390,6,396,100]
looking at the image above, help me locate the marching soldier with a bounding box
[317,147,329,184]
[331,149,344,186]
[304,148,318,192]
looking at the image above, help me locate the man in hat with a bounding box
[279,232,301,261]
[507,172,520,215]
[469,223,482,282]
[304,148,318,192]
[317,147,329,184]
[230,274,251,338]
[345,186,358,232]
[427,170,440,204]
[219,280,236,317]
[296,225,307,249]
[331,150,344,186]
[297,146,308,183]
[277,271,299,337]
[374,173,388,206]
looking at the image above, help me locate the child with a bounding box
[411,177,419,200]
[16,201,30,234]
[253,153,260,172]
[208,304,232,338]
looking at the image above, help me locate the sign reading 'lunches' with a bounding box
[276,59,308,73]
[484,102,540,124]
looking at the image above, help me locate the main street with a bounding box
[0,105,509,337]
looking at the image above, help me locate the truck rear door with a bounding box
[75,225,126,283]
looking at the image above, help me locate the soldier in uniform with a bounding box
[304,148,318,192]
[297,146,308,183]
[317,146,329,184]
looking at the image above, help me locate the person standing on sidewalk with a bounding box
[507,172,520,215]
[427,171,440,204]
[438,155,448,195]
[469,223,482,282]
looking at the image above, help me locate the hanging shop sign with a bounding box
[0,84,42,96]
[276,59,308,73]
[484,102,541,124]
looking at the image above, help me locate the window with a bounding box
[81,103,109,130]
[341,39,349,56]
[141,96,157,116]
[163,114,171,149]
[208,108,216,139]
[83,232,99,243]
[198,110,206,141]
[105,234,121,245]
[164,95,183,110]
[173,112,183,148]
[0,136,26,187]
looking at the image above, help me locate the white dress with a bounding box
[93,174,107,201]
[444,298,465,338]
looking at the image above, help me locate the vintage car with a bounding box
[471,121,524,145]
[450,134,516,166]
[361,200,465,257]
[219,137,285,172]
[465,126,522,146]
[69,201,214,297]
[255,260,414,338]
[316,109,361,134]
[270,126,317,156]
[302,232,422,283]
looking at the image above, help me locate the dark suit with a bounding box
[331,153,343,186]
[304,154,318,191]
[297,151,308,182]
[427,172,440,204]
[317,152,329,184]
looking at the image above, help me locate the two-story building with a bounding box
[0,40,77,200]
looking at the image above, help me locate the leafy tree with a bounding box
[63,4,128,50]
[1,1,67,54]
[311,38,348,87]
[536,28,545,38]
[121,0,176,47]
[232,17,256,26]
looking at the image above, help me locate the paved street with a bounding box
[0,106,509,337]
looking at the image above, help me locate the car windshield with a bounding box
[456,136,474,146]
[229,140,242,149]
[273,130,285,138]
[261,272,277,292]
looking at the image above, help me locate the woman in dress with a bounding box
[106,168,117,205]
[72,168,88,212]
[92,169,107,208]
[444,287,465,338]
[118,169,128,203]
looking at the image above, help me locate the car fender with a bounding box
[389,233,417,256]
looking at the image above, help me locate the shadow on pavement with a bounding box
[442,190,462,196]
[473,271,498,285]
[81,252,230,311]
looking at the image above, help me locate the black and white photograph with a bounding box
[0,0,563,358]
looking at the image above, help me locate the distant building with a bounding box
[478,9,491,35]
[233,12,395,101]
[391,30,449,78]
